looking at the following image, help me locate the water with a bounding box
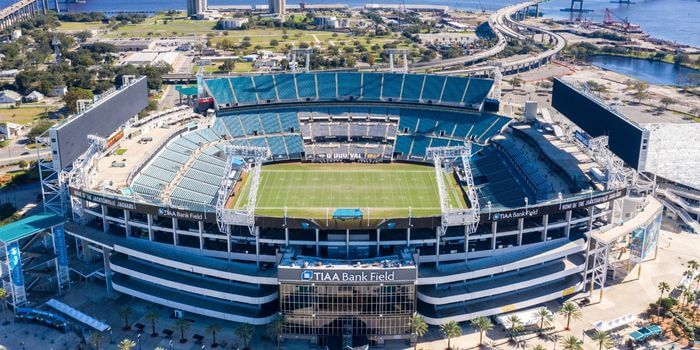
[1,0,698,47]
[588,55,700,86]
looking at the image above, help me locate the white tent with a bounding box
[591,314,637,332]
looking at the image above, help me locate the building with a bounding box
[98,39,154,52]
[314,16,339,29]
[59,72,660,349]
[24,90,45,102]
[187,0,208,17]
[0,90,22,104]
[219,17,249,29]
[47,86,67,97]
[268,0,285,16]
[0,122,23,140]
[0,69,19,79]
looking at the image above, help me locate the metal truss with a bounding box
[427,144,481,235]
[216,145,271,233]
[67,135,107,222]
[587,236,611,300]
[37,131,67,217]
[386,48,409,73]
[291,48,313,73]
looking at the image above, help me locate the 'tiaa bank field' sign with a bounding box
[278,267,416,284]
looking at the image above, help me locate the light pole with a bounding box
[109,329,113,344]
[137,332,142,350]
[169,339,173,350]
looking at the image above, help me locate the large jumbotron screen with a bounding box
[551,78,649,171]
[50,77,148,169]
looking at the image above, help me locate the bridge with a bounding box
[161,0,566,84]
[0,0,43,31]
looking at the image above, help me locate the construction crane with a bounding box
[602,8,641,33]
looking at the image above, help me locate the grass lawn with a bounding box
[110,14,216,37]
[57,21,105,32]
[233,162,465,219]
[0,106,56,124]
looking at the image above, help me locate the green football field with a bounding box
[233,163,466,218]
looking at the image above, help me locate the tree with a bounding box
[505,315,524,340]
[236,323,255,349]
[63,87,94,114]
[75,30,92,42]
[18,160,29,169]
[531,346,546,350]
[118,305,133,330]
[266,315,285,349]
[657,281,671,316]
[270,39,279,47]
[591,331,613,350]
[89,332,103,350]
[144,309,159,337]
[471,316,493,346]
[660,97,675,109]
[410,314,428,350]
[26,120,53,143]
[117,339,136,350]
[558,302,581,330]
[534,307,553,334]
[562,336,582,350]
[174,318,192,343]
[507,76,523,88]
[207,322,222,348]
[440,320,462,350]
[220,59,236,73]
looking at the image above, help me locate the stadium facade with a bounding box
[50,72,662,348]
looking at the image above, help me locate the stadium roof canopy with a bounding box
[0,213,65,244]
[644,123,700,189]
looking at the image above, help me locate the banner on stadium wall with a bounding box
[630,212,662,264]
[278,266,417,283]
[70,188,217,223]
[54,225,68,268]
[485,188,627,222]
[7,242,24,287]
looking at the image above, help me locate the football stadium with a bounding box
[3,72,664,348]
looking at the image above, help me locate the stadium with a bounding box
[8,72,662,348]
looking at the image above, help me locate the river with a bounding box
[0,0,698,47]
[588,55,700,86]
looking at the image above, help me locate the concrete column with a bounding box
[255,226,260,268]
[226,227,232,262]
[101,205,109,233]
[284,227,289,246]
[517,218,524,246]
[565,210,572,238]
[102,247,114,297]
[198,221,204,251]
[491,221,497,250]
[541,214,549,242]
[406,228,410,247]
[435,228,440,268]
[376,229,381,257]
[346,229,349,259]
[123,210,131,237]
[464,225,469,263]
[171,218,178,245]
[147,214,154,241]
[315,229,320,256]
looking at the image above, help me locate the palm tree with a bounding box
[236,323,255,349]
[440,320,462,350]
[89,332,103,350]
[683,289,695,309]
[550,334,561,350]
[0,288,8,324]
[118,305,134,330]
[505,315,524,341]
[471,316,493,346]
[144,309,159,337]
[558,302,581,330]
[562,335,583,350]
[688,260,698,272]
[486,340,500,350]
[590,331,614,350]
[410,314,428,350]
[205,322,222,347]
[174,318,192,343]
[657,281,671,317]
[534,307,554,334]
[266,315,285,349]
[117,339,136,350]
[531,345,546,350]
